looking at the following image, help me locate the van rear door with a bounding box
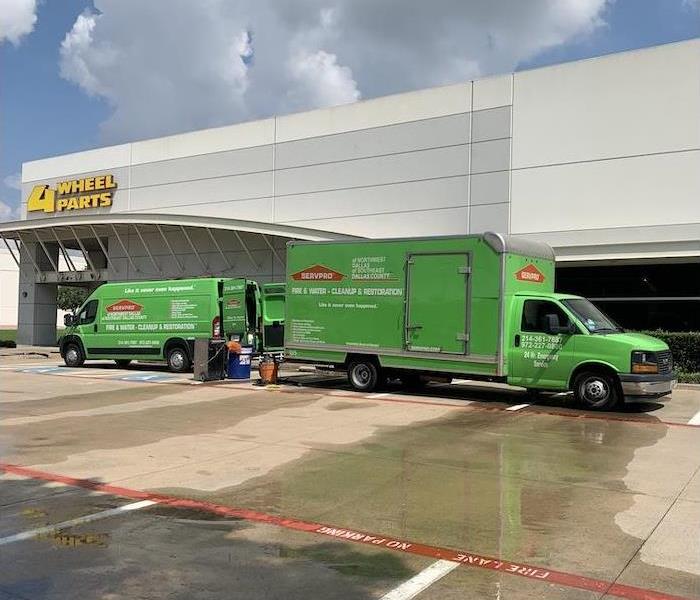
[405,253,469,354]
[222,279,248,340]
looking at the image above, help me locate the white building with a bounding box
[1,39,698,345]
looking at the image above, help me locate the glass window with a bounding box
[562,298,621,334]
[521,300,571,333]
[79,299,98,325]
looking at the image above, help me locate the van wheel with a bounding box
[64,343,85,367]
[114,359,131,368]
[348,360,382,392]
[573,371,620,411]
[167,347,190,373]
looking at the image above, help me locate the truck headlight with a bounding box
[631,351,658,374]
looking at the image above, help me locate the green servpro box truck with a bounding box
[60,277,285,372]
[285,233,675,410]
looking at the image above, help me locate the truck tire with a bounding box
[348,360,382,392]
[64,343,85,367]
[167,346,191,373]
[114,359,132,368]
[573,371,620,411]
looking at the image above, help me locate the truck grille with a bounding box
[657,350,673,375]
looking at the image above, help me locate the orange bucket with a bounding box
[259,356,278,384]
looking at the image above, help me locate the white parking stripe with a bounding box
[506,403,530,411]
[379,559,458,600]
[0,500,156,546]
[688,409,700,426]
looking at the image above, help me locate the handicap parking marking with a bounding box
[113,373,178,382]
[15,366,70,374]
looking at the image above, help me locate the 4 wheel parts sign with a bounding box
[26,174,117,213]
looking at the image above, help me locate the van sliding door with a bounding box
[405,253,469,354]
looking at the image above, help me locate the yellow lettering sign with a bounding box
[26,174,117,213]
[26,185,56,213]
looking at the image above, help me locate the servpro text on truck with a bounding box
[60,277,284,372]
[284,233,676,410]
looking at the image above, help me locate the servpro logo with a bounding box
[226,298,241,308]
[106,299,143,313]
[291,265,345,282]
[515,264,545,283]
[26,174,117,214]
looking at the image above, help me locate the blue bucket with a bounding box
[227,346,253,380]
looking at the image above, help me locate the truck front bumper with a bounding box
[619,373,677,399]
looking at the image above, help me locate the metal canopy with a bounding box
[0,213,356,282]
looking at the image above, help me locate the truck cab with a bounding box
[507,292,675,409]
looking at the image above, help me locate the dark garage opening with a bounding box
[556,262,700,332]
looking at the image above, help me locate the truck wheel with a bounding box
[348,360,382,392]
[114,359,132,368]
[64,343,85,367]
[167,347,191,373]
[573,371,620,411]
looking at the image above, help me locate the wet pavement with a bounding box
[1,354,699,599]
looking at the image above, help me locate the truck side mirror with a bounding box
[64,314,75,327]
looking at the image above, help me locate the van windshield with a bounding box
[562,298,622,334]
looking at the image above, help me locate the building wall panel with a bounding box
[280,206,469,238]
[471,106,511,142]
[511,150,700,234]
[275,145,470,196]
[512,40,700,169]
[275,83,471,142]
[130,145,273,188]
[275,113,470,169]
[274,176,468,223]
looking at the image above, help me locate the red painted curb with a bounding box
[1,462,692,600]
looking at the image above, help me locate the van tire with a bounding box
[115,359,131,368]
[573,371,620,411]
[64,343,85,367]
[348,360,382,392]
[167,346,190,373]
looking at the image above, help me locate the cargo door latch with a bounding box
[458,266,471,275]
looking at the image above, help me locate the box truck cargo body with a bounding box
[60,277,284,372]
[285,233,675,409]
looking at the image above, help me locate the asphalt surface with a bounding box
[1,354,699,599]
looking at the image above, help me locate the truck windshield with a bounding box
[562,298,622,334]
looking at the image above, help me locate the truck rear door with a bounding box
[405,253,469,354]
[261,283,285,351]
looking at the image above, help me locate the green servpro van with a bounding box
[284,233,676,410]
[60,277,285,372]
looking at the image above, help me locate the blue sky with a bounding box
[1,0,698,221]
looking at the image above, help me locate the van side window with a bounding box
[79,299,98,325]
[521,300,570,333]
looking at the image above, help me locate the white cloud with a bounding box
[0,0,37,45]
[59,0,610,144]
[3,173,21,191]
[287,50,360,110]
[0,199,19,222]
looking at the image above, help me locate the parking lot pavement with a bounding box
[1,357,699,599]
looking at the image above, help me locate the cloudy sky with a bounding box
[1,0,698,221]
